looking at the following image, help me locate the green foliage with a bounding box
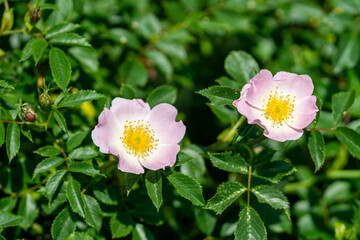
[198,86,241,106]
[235,207,267,240]
[308,131,325,172]
[49,47,72,92]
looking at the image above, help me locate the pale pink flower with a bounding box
[233,70,318,142]
[92,98,186,174]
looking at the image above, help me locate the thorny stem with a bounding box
[247,165,252,206]
[56,140,72,178]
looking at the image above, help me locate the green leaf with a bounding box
[209,104,239,124]
[34,145,61,157]
[120,84,136,99]
[50,33,91,47]
[132,224,155,240]
[125,173,139,194]
[209,152,248,174]
[32,157,65,179]
[83,195,103,231]
[0,212,22,227]
[251,185,290,219]
[155,41,187,62]
[332,91,355,124]
[93,184,118,205]
[58,90,104,107]
[206,181,247,215]
[53,110,68,132]
[235,206,267,240]
[175,151,194,167]
[120,58,147,87]
[253,160,296,183]
[0,80,14,90]
[68,162,103,176]
[146,50,173,81]
[49,47,72,92]
[136,13,161,40]
[145,171,163,212]
[66,131,88,151]
[69,47,99,74]
[6,123,20,162]
[107,28,141,49]
[69,147,98,159]
[0,122,4,148]
[17,193,39,230]
[46,22,80,39]
[20,124,33,143]
[67,232,93,240]
[51,207,77,240]
[146,85,177,108]
[334,33,360,74]
[20,38,36,61]
[195,209,217,236]
[308,131,325,172]
[110,211,134,238]
[198,86,241,106]
[66,178,85,218]
[46,170,67,201]
[225,50,259,85]
[0,197,17,212]
[167,172,205,206]
[335,127,360,158]
[31,38,48,65]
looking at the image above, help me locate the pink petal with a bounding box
[115,150,145,174]
[91,108,122,154]
[291,96,318,129]
[264,124,304,142]
[139,144,180,170]
[273,72,314,99]
[110,98,151,123]
[145,103,186,144]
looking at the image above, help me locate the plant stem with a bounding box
[56,140,71,178]
[222,116,244,143]
[247,165,252,206]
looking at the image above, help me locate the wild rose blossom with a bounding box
[92,98,186,174]
[233,70,318,142]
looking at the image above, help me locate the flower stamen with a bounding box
[120,120,159,158]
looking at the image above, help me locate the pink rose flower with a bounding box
[92,98,186,174]
[233,70,318,142]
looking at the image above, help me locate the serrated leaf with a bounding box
[32,157,65,179]
[20,38,36,61]
[17,194,39,230]
[209,152,248,174]
[0,212,22,227]
[51,207,77,240]
[206,181,246,215]
[225,50,259,85]
[335,127,360,158]
[146,50,173,81]
[50,47,72,92]
[66,178,85,218]
[175,151,194,167]
[146,85,177,108]
[93,184,117,205]
[58,90,104,107]
[253,160,296,183]
[120,58,147,87]
[145,171,163,212]
[53,110,67,132]
[198,86,241,106]
[332,91,355,124]
[126,173,139,194]
[0,122,4,147]
[20,124,33,142]
[251,185,290,219]
[167,172,205,206]
[110,211,134,238]
[235,207,267,240]
[0,80,14,90]
[66,131,88,151]
[50,33,91,47]
[46,170,67,201]
[31,38,48,65]
[195,209,217,236]
[68,162,103,176]
[334,33,360,74]
[6,123,20,162]
[34,145,61,157]
[69,147,98,159]
[46,22,80,39]
[67,232,93,240]
[308,131,325,172]
[83,195,102,231]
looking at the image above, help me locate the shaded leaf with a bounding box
[66,178,85,218]
[209,152,248,174]
[235,207,267,240]
[308,131,325,172]
[120,58,147,87]
[146,85,177,108]
[335,127,360,158]
[253,160,296,183]
[334,33,360,73]
[53,110,68,132]
[50,33,91,47]
[32,38,48,65]
[0,212,22,227]
[332,91,355,124]
[69,147,98,159]
[198,86,240,106]
[68,162,103,176]
[32,157,64,179]
[0,80,14,90]
[51,207,77,240]
[145,171,163,211]
[83,195,103,231]
[46,170,67,201]
[20,38,36,61]
[17,194,39,230]
[58,90,104,107]
[46,22,79,39]
[225,50,259,85]
[34,145,61,157]
[146,50,173,81]
[6,123,20,162]
[0,122,4,147]
[49,47,72,92]
[93,184,117,205]
[66,131,88,151]
[110,211,134,238]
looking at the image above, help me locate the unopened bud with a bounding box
[39,92,52,107]
[30,9,42,23]
[21,104,38,122]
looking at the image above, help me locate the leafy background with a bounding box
[0,0,360,239]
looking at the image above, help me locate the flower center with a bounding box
[120,120,158,158]
[262,87,295,125]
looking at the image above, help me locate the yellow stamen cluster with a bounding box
[262,87,295,126]
[120,120,158,158]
